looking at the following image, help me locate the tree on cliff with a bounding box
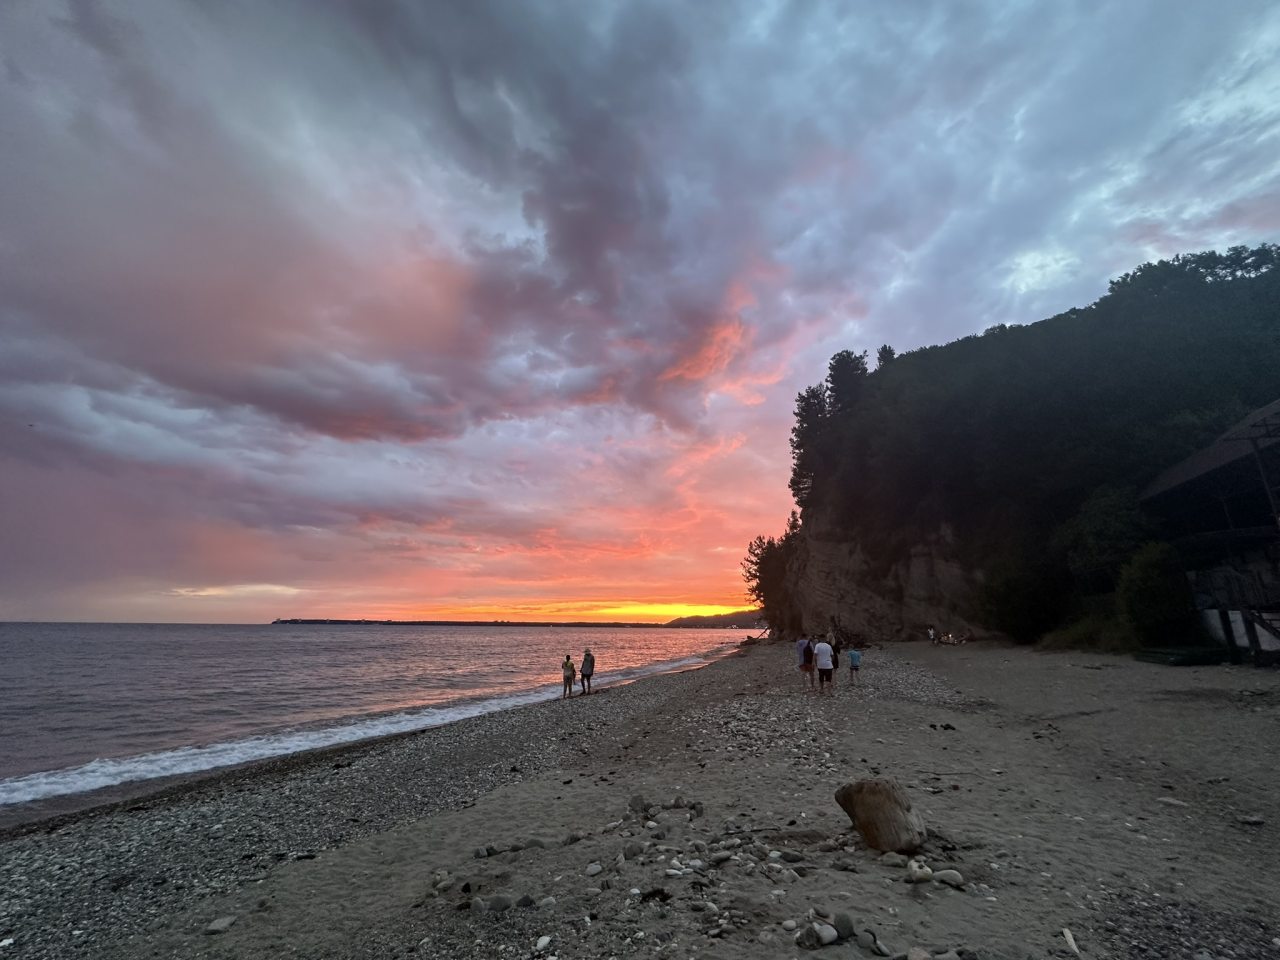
[789,384,830,508]
[749,242,1280,644]
[826,349,869,414]
[742,512,802,635]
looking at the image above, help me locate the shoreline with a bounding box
[3,640,1278,960]
[0,643,741,837]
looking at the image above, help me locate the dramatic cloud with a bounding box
[2,0,1278,620]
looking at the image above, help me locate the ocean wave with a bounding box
[0,647,731,806]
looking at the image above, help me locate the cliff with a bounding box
[787,512,987,641]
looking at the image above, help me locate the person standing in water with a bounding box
[562,654,576,699]
[580,647,595,695]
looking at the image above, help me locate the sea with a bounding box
[0,621,746,807]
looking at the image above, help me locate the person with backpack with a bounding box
[580,647,595,695]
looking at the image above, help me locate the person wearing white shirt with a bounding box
[813,638,835,694]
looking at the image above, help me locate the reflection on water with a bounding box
[0,622,745,790]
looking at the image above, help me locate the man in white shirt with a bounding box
[813,636,835,694]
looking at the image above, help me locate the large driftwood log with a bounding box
[834,777,927,853]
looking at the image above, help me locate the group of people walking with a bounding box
[561,648,595,698]
[795,631,861,694]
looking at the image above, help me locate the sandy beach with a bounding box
[2,642,1278,960]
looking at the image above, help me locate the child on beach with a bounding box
[848,646,862,681]
[580,648,595,695]
[562,654,576,699]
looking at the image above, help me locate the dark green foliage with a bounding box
[1053,487,1155,590]
[789,385,829,507]
[978,556,1069,643]
[825,349,869,415]
[1116,543,1200,644]
[742,513,804,636]
[769,243,1280,638]
[876,344,896,369]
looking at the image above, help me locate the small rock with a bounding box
[833,912,856,940]
[782,919,798,931]
[1156,796,1188,807]
[469,898,487,914]
[488,894,512,913]
[538,896,557,908]
[585,886,602,895]
[880,852,910,868]
[780,849,805,862]
[516,894,536,908]
[795,924,822,950]
[585,862,603,877]
[536,935,552,952]
[1239,815,1265,826]
[933,869,965,888]
[817,923,839,945]
[624,841,646,859]
[907,949,930,960]
[473,846,489,859]
[204,916,236,935]
[709,850,732,865]
[907,859,933,883]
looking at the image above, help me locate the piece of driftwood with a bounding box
[834,777,927,853]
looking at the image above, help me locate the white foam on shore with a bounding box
[0,648,733,807]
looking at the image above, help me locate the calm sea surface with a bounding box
[0,622,745,805]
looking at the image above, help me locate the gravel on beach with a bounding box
[3,642,1279,960]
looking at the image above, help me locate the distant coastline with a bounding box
[270,615,761,629]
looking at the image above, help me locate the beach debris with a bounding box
[1062,927,1081,956]
[933,868,965,888]
[204,916,236,935]
[835,778,927,853]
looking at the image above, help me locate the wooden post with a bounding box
[1219,609,1242,664]
[1242,612,1263,665]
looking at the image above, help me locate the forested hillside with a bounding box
[745,244,1280,642]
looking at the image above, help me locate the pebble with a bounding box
[585,862,603,877]
[782,919,797,931]
[880,852,910,868]
[536,935,552,951]
[538,896,557,909]
[487,894,512,913]
[933,869,965,889]
[817,923,840,945]
[1239,815,1265,826]
[833,911,856,940]
[1156,796,1189,807]
[204,916,236,935]
[907,949,930,960]
[907,860,933,883]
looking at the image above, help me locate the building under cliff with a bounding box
[1142,399,1280,665]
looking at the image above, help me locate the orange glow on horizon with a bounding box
[394,600,754,623]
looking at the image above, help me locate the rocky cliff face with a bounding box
[786,516,987,641]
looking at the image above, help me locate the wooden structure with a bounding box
[1142,400,1280,665]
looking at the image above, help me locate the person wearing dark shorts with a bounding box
[580,647,595,695]
[813,636,835,694]
[848,647,862,682]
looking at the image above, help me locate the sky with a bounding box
[2,1,1279,623]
